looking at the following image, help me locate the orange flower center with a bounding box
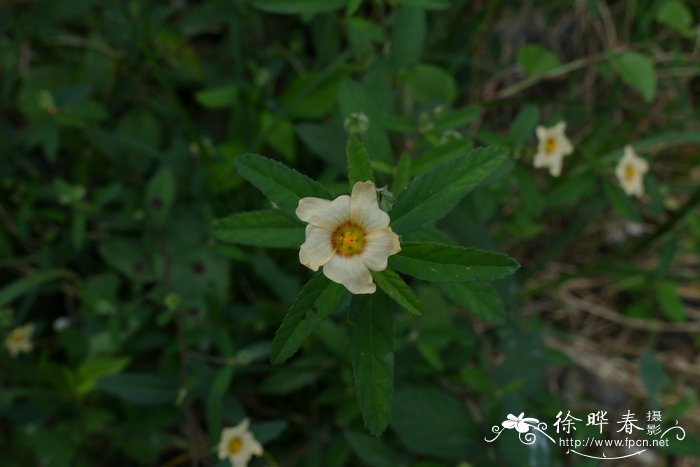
[331,222,366,256]
[624,164,637,181]
[227,436,243,455]
[543,137,557,155]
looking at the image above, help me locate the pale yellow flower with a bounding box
[534,121,574,177]
[615,145,649,198]
[296,181,401,294]
[217,419,263,467]
[5,323,34,357]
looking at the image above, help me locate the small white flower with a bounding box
[296,181,401,294]
[217,419,263,467]
[502,412,539,433]
[5,323,34,357]
[534,121,574,177]
[615,145,649,198]
[344,112,370,135]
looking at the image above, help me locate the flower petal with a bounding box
[297,195,350,230]
[502,420,517,429]
[535,126,547,140]
[322,255,375,294]
[360,228,401,271]
[351,181,389,231]
[299,225,334,271]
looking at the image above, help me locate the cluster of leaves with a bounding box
[1,0,699,466]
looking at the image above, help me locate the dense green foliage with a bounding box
[2,0,700,466]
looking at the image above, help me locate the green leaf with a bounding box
[350,292,394,436]
[433,105,481,133]
[517,44,560,77]
[270,274,346,364]
[410,139,473,176]
[655,281,685,322]
[393,153,412,194]
[610,51,657,103]
[96,373,177,405]
[234,154,331,211]
[508,105,539,146]
[391,146,508,233]
[602,181,640,222]
[656,0,694,36]
[401,64,457,103]
[195,85,238,109]
[391,387,475,458]
[145,165,176,224]
[250,0,346,14]
[390,242,520,281]
[391,6,425,69]
[345,430,399,467]
[640,347,669,408]
[372,268,423,315]
[346,138,375,187]
[211,210,304,249]
[438,282,505,324]
[76,357,130,396]
[0,270,69,309]
[296,123,347,171]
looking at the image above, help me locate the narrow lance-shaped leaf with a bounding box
[391,147,508,233]
[270,274,346,364]
[372,268,423,315]
[211,210,304,249]
[351,291,394,436]
[234,153,331,211]
[346,138,374,188]
[389,242,520,282]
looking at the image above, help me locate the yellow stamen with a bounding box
[624,164,637,181]
[227,436,243,455]
[331,222,366,257]
[543,137,557,155]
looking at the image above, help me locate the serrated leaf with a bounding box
[347,138,374,187]
[372,268,423,315]
[391,147,508,233]
[438,282,505,324]
[410,139,473,176]
[250,0,346,14]
[211,210,304,248]
[610,52,657,103]
[351,292,394,435]
[517,44,560,77]
[270,274,346,364]
[234,154,331,211]
[390,242,519,281]
[391,6,425,69]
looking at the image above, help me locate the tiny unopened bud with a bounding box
[344,112,370,135]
